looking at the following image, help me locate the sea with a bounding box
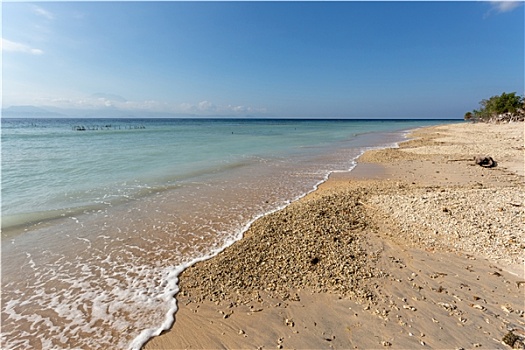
[1,118,456,349]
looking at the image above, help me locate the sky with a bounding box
[2,1,524,119]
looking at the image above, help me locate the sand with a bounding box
[144,121,524,350]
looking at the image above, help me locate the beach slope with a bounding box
[144,121,524,350]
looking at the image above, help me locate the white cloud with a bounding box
[229,105,250,113]
[35,95,173,113]
[91,93,127,103]
[488,1,523,14]
[31,5,55,20]
[179,102,194,112]
[2,38,44,55]
[24,95,267,116]
[179,100,266,115]
[198,100,216,112]
[35,95,120,109]
[227,104,262,113]
[122,100,171,112]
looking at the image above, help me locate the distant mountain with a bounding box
[2,105,65,117]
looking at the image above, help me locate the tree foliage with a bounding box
[466,92,524,122]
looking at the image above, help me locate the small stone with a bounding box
[503,331,519,347]
[514,339,525,349]
[381,341,392,347]
[501,305,513,313]
[438,302,456,311]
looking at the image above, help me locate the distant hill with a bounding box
[2,105,65,117]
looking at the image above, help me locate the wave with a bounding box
[1,156,264,235]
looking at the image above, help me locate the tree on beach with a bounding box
[466,92,525,123]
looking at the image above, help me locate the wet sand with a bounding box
[144,121,524,349]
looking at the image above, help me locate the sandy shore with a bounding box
[144,121,524,350]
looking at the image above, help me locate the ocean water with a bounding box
[1,118,453,349]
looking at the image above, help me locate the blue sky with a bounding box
[2,1,524,119]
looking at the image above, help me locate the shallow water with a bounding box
[1,118,452,349]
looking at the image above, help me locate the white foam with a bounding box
[3,125,431,350]
[127,128,423,349]
[126,152,367,350]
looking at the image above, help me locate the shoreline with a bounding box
[144,121,524,350]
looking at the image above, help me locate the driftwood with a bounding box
[474,155,497,168]
[488,112,525,124]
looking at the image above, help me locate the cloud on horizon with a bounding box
[28,95,266,116]
[2,38,44,55]
[180,100,267,115]
[36,95,139,110]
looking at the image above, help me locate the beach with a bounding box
[144,121,524,350]
[1,119,453,350]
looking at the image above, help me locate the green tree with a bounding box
[466,92,524,121]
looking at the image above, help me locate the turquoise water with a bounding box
[1,118,455,349]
